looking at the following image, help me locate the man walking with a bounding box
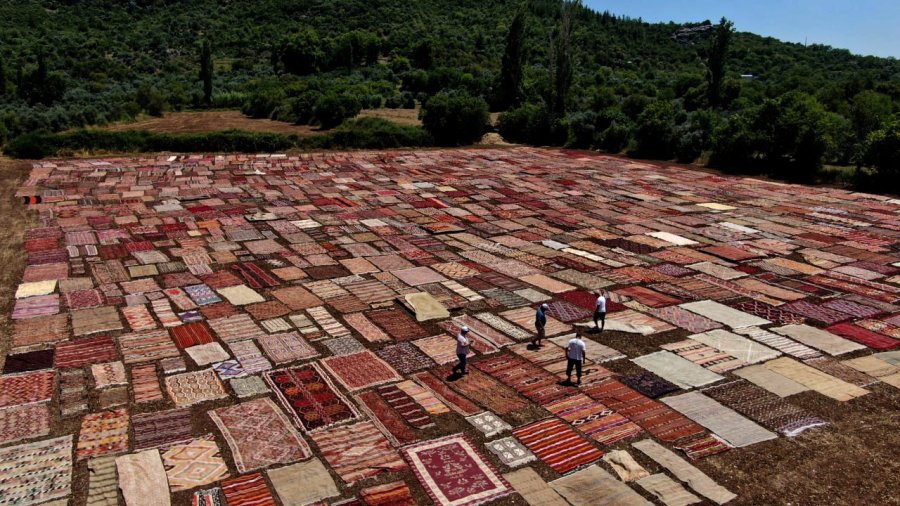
[593,291,607,333]
[533,303,549,347]
[453,326,471,375]
[566,332,587,385]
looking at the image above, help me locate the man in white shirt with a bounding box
[593,291,607,333]
[565,332,587,385]
[452,326,471,375]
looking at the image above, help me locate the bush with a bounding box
[419,91,489,146]
[307,117,433,149]
[634,100,678,159]
[598,122,630,153]
[859,118,900,187]
[497,103,566,146]
[564,111,598,149]
[313,93,362,129]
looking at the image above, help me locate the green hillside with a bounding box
[1,0,898,184]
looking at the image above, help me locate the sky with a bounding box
[583,1,900,58]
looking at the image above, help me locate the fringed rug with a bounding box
[160,435,230,492]
[310,421,406,485]
[265,363,362,432]
[321,351,403,392]
[512,418,604,474]
[221,472,277,506]
[545,394,643,445]
[356,390,419,447]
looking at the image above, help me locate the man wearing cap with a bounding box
[453,326,471,375]
[533,303,549,347]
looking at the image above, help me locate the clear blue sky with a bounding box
[583,1,900,58]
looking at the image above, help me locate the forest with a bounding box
[1,0,898,187]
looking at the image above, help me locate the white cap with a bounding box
[461,326,470,333]
[541,303,549,309]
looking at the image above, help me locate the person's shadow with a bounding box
[446,372,464,382]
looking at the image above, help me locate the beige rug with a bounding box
[267,458,339,506]
[771,325,865,356]
[503,468,568,506]
[404,292,450,321]
[550,465,651,506]
[636,473,701,506]
[662,392,777,448]
[603,450,650,482]
[733,365,809,397]
[116,450,171,506]
[690,329,780,364]
[762,357,869,401]
[842,355,899,379]
[632,351,723,389]
[680,300,770,328]
[632,439,736,505]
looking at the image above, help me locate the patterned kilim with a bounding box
[130,363,164,403]
[227,340,272,374]
[360,481,417,506]
[0,435,72,506]
[343,312,392,342]
[412,371,483,416]
[169,322,216,348]
[54,334,118,368]
[165,369,229,407]
[367,308,429,341]
[122,304,158,331]
[474,312,533,341]
[545,394,644,445]
[782,300,852,325]
[661,339,746,373]
[650,305,723,333]
[702,380,828,436]
[825,322,900,351]
[208,314,265,343]
[356,390,419,447]
[310,421,406,485]
[0,403,51,444]
[221,472,276,506]
[132,407,194,450]
[209,398,311,473]
[454,314,516,348]
[734,327,822,360]
[161,435,230,492]
[86,455,118,506]
[118,329,181,364]
[412,334,470,365]
[730,300,806,325]
[59,369,88,417]
[91,361,127,388]
[501,307,571,336]
[485,437,537,467]
[265,363,362,432]
[257,331,319,364]
[441,365,533,415]
[307,306,352,338]
[0,370,54,408]
[321,351,403,392]
[395,379,450,415]
[621,372,680,398]
[673,433,733,460]
[11,313,68,348]
[378,383,435,429]
[584,379,705,443]
[403,434,512,506]
[76,409,129,460]
[376,342,436,374]
[512,418,604,474]
[473,353,574,405]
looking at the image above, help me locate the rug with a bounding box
[116,450,171,506]
[208,314,265,343]
[485,436,537,467]
[403,433,512,506]
[729,300,806,326]
[86,456,118,506]
[412,371,483,416]
[343,312,392,342]
[307,306,352,338]
[169,322,216,348]
[394,379,449,415]
[621,371,680,398]
[548,334,626,363]
[221,472,277,506]
[632,439,736,505]
[266,458,339,506]
[474,312,533,341]
[54,334,118,368]
[70,306,123,336]
[11,294,59,320]
[367,308,430,341]
[0,435,73,506]
[733,327,822,360]
[512,418,604,474]
[649,305,723,333]
[379,383,435,429]
[474,353,575,405]
[258,331,319,364]
[503,468,568,506]
[673,433,733,460]
[76,409,130,460]
[360,481,416,506]
[311,421,406,485]
[804,357,877,387]
[183,342,229,366]
[322,351,403,392]
[661,392,777,448]
[772,324,866,356]
[549,465,651,506]
[192,488,224,506]
[679,300,770,328]
[602,450,650,482]
[544,299,593,323]
[118,329,181,364]
[781,300,851,326]
[376,342,436,374]
[227,340,272,375]
[632,351,724,389]
[636,473,701,506]
[217,285,265,306]
[545,394,644,445]
[209,398,311,473]
[501,306,571,336]
[404,292,450,321]
[660,339,746,374]
[59,369,88,417]
[11,313,68,348]
[165,368,229,407]
[732,364,809,397]
[825,322,900,350]
[356,390,419,447]
[122,304,158,331]
[466,411,512,437]
[265,363,362,432]
[606,309,676,335]
[132,407,194,450]
[702,380,827,436]
[160,435,230,492]
[412,334,472,365]
[229,376,270,398]
[2,349,55,374]
[762,357,869,401]
[91,361,127,388]
[454,314,517,348]
[0,402,51,444]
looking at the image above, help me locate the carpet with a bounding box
[160,435,230,492]
[376,342,436,374]
[606,309,675,335]
[59,369,88,417]
[730,300,806,326]
[0,435,73,506]
[2,349,54,374]
[116,450,171,506]
[404,292,450,321]
[781,300,852,326]
[322,351,403,392]
[548,334,626,363]
[632,439,736,505]
[356,390,419,447]
[503,468,568,506]
[413,334,473,365]
[70,306,123,336]
[679,300,770,328]
[825,322,900,350]
[165,368,229,407]
[117,329,181,364]
[227,340,272,375]
[229,376,270,398]
[122,304,158,331]
[267,458,341,506]
[344,312,392,342]
[360,481,416,506]
[91,361,127,388]
[185,342,230,366]
[217,284,265,306]
[221,472,276,506]
[550,465,652,506]
[844,355,899,379]
[0,402,51,444]
[733,327,822,360]
[76,409,130,460]
[307,306,352,338]
[412,371,483,416]
[804,357,877,387]
[379,383,435,429]
[632,351,724,389]
[512,418,604,474]
[772,324,866,356]
[473,353,574,405]
[209,398,311,473]
[621,371,680,398]
[650,305,723,333]
[265,363,362,432]
[257,331,319,364]
[660,339,746,374]
[501,306,572,336]
[673,433,732,460]
[486,436,536,467]
[636,473,701,506]
[11,313,68,348]
[208,314,265,343]
[763,357,869,401]
[311,421,406,485]
[544,300,593,323]
[403,433,512,506]
[11,294,59,320]
[454,314,516,348]
[602,450,650,482]
[395,379,449,415]
[545,393,644,445]
[703,380,827,436]
[367,308,429,341]
[132,407,194,450]
[617,285,682,308]
[86,456,118,506]
[54,334,118,368]
[474,312,533,341]
[322,336,367,356]
[661,392,777,448]
[466,411,512,437]
[169,322,216,348]
[732,364,809,397]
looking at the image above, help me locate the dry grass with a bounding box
[99,111,321,136]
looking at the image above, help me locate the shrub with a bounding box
[313,93,362,129]
[634,100,678,159]
[497,103,566,145]
[859,118,900,187]
[419,91,489,146]
[564,111,598,149]
[308,117,433,149]
[598,122,630,153]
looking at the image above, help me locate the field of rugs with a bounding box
[3,147,899,506]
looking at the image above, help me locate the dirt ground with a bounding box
[0,153,897,505]
[98,111,321,136]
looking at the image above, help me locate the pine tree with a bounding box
[706,17,734,108]
[199,39,213,107]
[550,0,578,116]
[497,10,526,110]
[0,56,6,96]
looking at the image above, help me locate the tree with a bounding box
[754,91,831,181]
[859,118,900,186]
[706,17,734,108]
[313,93,362,129]
[0,56,6,96]
[549,0,579,116]
[199,39,213,107]
[412,39,434,70]
[496,10,526,110]
[634,100,678,159]
[420,91,489,145]
[850,90,892,142]
[281,28,325,75]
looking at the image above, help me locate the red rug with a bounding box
[403,433,512,506]
[264,364,362,432]
[169,322,215,348]
[366,308,429,341]
[434,366,530,415]
[378,384,435,429]
[512,418,604,474]
[321,351,403,392]
[472,353,574,405]
[825,322,900,350]
[356,390,419,447]
[545,394,643,445]
[412,371,482,416]
[311,421,406,485]
[54,335,118,368]
[221,472,276,506]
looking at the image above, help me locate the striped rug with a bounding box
[545,394,643,445]
[310,421,406,485]
[512,418,604,474]
[221,472,277,506]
